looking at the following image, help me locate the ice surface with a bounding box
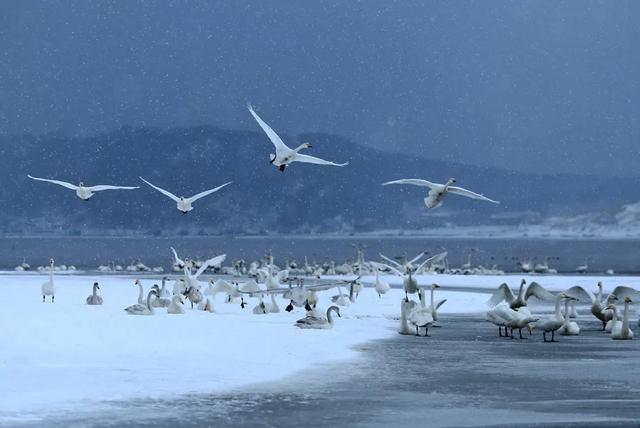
[0,273,637,423]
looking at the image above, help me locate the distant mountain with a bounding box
[0,126,636,235]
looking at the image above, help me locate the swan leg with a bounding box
[42,295,45,303]
[279,165,286,172]
[550,330,558,342]
[518,328,527,340]
[543,331,547,342]
[415,326,420,336]
[240,297,246,309]
[498,326,503,337]
[425,327,430,337]
[52,295,54,303]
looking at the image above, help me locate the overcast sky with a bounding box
[1,1,638,176]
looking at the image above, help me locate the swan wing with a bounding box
[447,186,499,204]
[608,286,639,301]
[247,103,290,153]
[379,254,404,269]
[487,283,515,307]
[139,177,180,202]
[293,153,348,167]
[435,298,447,310]
[187,182,232,203]
[564,285,595,303]
[382,178,437,189]
[27,174,78,190]
[88,185,139,192]
[194,254,226,278]
[370,261,403,277]
[407,252,426,266]
[415,251,448,272]
[524,281,554,302]
[170,247,185,268]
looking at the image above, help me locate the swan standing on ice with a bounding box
[491,304,537,339]
[487,279,553,309]
[125,290,157,315]
[565,283,635,330]
[248,104,348,172]
[41,258,56,303]
[374,269,390,297]
[134,279,145,305]
[533,293,576,342]
[428,283,447,322]
[86,282,103,305]
[167,295,186,314]
[399,298,418,335]
[140,177,231,214]
[264,294,280,313]
[28,174,138,200]
[409,288,435,337]
[486,309,509,337]
[604,303,622,334]
[557,298,580,336]
[382,177,499,209]
[611,297,634,340]
[295,306,341,329]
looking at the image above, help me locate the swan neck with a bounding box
[93,284,98,297]
[138,282,143,300]
[327,307,336,324]
[611,306,618,322]
[146,292,154,310]
[622,302,630,330]
[430,287,435,309]
[554,296,563,319]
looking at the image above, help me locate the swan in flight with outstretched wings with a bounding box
[248,104,348,172]
[28,174,138,200]
[382,177,499,209]
[140,177,231,214]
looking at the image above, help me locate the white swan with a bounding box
[124,290,157,315]
[28,174,138,200]
[557,298,580,336]
[264,294,280,313]
[374,269,390,297]
[86,282,103,305]
[41,258,55,303]
[605,303,622,334]
[399,298,418,335]
[486,308,509,337]
[382,177,499,209]
[409,288,435,337]
[295,306,341,329]
[611,297,634,340]
[140,177,231,214]
[134,279,145,304]
[565,282,634,330]
[533,293,575,342]
[186,286,203,309]
[167,295,186,314]
[492,304,537,339]
[331,286,352,307]
[155,277,172,308]
[248,104,348,172]
[428,283,447,322]
[487,279,553,309]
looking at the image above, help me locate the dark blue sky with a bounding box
[1,1,638,175]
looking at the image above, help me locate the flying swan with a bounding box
[382,177,499,209]
[248,104,348,172]
[140,177,231,214]
[28,174,138,200]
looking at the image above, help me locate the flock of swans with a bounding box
[486,280,638,341]
[34,244,640,341]
[26,104,499,212]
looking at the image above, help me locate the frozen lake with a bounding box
[2,236,640,273]
[2,273,639,427]
[14,315,640,427]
